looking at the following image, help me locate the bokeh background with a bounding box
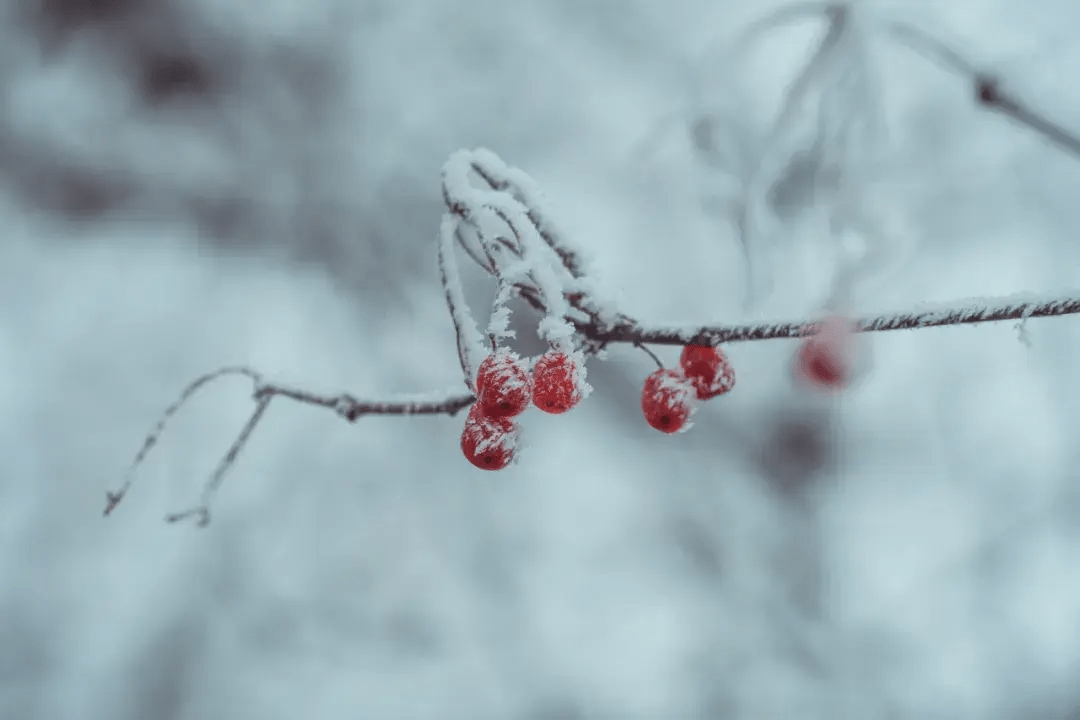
[2,0,1080,718]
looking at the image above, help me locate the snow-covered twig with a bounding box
[109,17,1080,526]
[585,290,1080,347]
[105,365,475,524]
[438,213,487,391]
[105,366,262,519]
[467,148,590,279]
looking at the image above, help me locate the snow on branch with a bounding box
[107,7,1080,526]
[587,291,1080,347]
[104,365,475,526]
[109,144,1080,527]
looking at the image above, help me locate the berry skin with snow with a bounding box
[475,349,532,418]
[641,369,695,434]
[532,351,584,414]
[460,403,519,470]
[679,344,736,400]
[794,315,856,391]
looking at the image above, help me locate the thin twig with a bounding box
[107,366,476,525]
[470,159,588,279]
[104,366,263,518]
[164,394,273,527]
[454,225,495,274]
[252,383,476,422]
[438,214,484,391]
[888,20,1080,160]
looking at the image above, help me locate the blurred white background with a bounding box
[2,0,1080,718]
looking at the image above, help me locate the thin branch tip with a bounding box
[103,491,122,517]
[165,507,211,528]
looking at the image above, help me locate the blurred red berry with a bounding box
[475,349,532,418]
[794,316,856,391]
[641,369,695,433]
[679,344,736,400]
[460,403,519,470]
[532,351,583,414]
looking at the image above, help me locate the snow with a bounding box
[443,148,582,352]
[438,213,489,389]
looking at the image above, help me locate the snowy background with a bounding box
[2,0,1080,718]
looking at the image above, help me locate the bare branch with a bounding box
[107,365,476,525]
[886,20,979,77]
[104,366,264,518]
[251,382,476,422]
[164,394,273,528]
[978,77,1080,158]
[888,20,1080,160]
[159,385,477,527]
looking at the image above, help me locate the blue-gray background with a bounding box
[2,0,1080,718]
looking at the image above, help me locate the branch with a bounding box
[437,214,488,392]
[888,20,1080,160]
[111,138,1080,528]
[581,290,1080,346]
[105,365,474,525]
[468,149,590,279]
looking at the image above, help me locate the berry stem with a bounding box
[634,342,665,370]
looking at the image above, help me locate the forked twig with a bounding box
[106,364,476,524]
[162,394,272,528]
[105,366,262,518]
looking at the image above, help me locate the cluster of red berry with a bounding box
[460,349,585,470]
[640,344,736,434]
[461,316,858,470]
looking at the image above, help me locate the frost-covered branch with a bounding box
[438,213,486,390]
[109,88,1080,524]
[581,291,1080,346]
[105,365,475,525]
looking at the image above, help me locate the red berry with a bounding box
[641,369,695,433]
[794,316,855,391]
[475,349,532,418]
[678,344,736,400]
[460,403,519,470]
[532,351,583,414]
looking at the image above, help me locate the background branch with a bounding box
[889,20,1080,160]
